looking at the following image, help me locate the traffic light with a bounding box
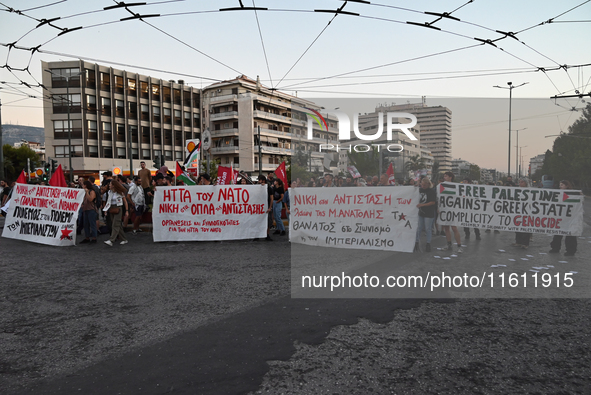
[49,157,58,173]
[42,162,49,182]
[153,156,160,169]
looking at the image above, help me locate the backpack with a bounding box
[92,184,102,208]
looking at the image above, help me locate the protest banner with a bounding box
[290,186,419,252]
[2,184,85,246]
[152,185,267,242]
[437,182,584,236]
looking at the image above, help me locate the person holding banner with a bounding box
[103,179,129,246]
[272,179,286,236]
[441,172,463,253]
[79,181,99,244]
[513,178,532,249]
[550,180,578,257]
[415,177,437,252]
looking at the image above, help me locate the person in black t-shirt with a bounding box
[415,178,437,252]
[272,179,286,236]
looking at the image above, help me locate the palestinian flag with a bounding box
[562,191,582,203]
[176,162,196,185]
[439,183,457,195]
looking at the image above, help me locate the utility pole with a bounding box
[493,81,528,178]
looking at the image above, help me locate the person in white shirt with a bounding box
[127,176,146,234]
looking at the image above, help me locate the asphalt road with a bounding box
[1,200,590,394]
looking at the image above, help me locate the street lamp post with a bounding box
[45,69,83,184]
[493,82,528,178]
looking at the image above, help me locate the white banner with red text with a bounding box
[152,185,268,242]
[2,184,84,246]
[289,186,420,252]
[437,182,584,236]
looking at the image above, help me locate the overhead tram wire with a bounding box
[273,1,355,90]
[251,0,274,88]
[277,44,482,90]
[515,0,591,35]
[20,0,68,13]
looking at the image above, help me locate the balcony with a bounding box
[254,145,292,155]
[211,146,239,154]
[209,94,238,104]
[210,111,238,120]
[253,110,294,124]
[211,128,239,137]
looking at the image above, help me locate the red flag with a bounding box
[386,163,396,185]
[216,166,233,185]
[275,161,288,186]
[49,164,68,187]
[16,170,27,184]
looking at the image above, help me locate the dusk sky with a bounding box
[1,0,589,172]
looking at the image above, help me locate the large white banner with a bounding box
[2,184,85,246]
[152,185,267,242]
[437,183,584,236]
[290,186,420,252]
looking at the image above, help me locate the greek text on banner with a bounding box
[289,186,419,252]
[152,185,267,242]
[2,184,84,246]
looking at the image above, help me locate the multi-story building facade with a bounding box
[202,75,337,174]
[375,99,452,172]
[42,60,201,177]
[451,158,472,179]
[529,154,545,177]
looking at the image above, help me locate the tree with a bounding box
[347,148,380,178]
[469,164,481,183]
[542,103,591,189]
[404,155,425,172]
[2,144,40,182]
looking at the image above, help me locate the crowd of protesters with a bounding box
[0,166,580,255]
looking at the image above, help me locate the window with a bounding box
[127,78,136,95]
[193,113,200,127]
[163,108,171,124]
[165,150,173,160]
[86,95,96,112]
[54,145,82,158]
[152,84,160,101]
[233,121,238,129]
[153,128,161,144]
[175,131,182,146]
[232,88,238,94]
[115,99,124,117]
[132,148,139,160]
[163,86,171,103]
[174,109,182,126]
[117,147,126,159]
[88,146,98,158]
[128,101,137,118]
[184,112,191,127]
[185,131,192,140]
[114,75,124,94]
[53,120,82,139]
[50,68,81,88]
[141,104,150,121]
[164,129,172,145]
[192,92,200,107]
[175,151,183,161]
[101,97,111,115]
[140,81,149,99]
[52,94,81,114]
[142,126,150,144]
[102,122,112,140]
[184,91,191,107]
[100,72,110,91]
[129,125,138,143]
[103,146,113,158]
[153,107,161,123]
[173,89,181,105]
[142,149,151,159]
[88,120,97,139]
[116,124,125,142]
[85,69,95,88]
